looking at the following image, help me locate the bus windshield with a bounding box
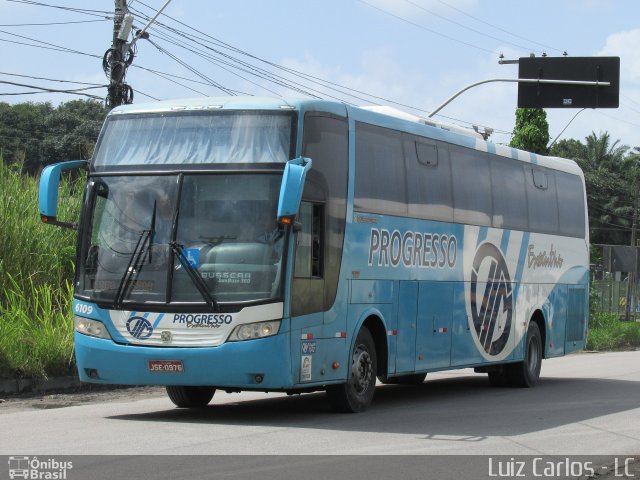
[77,173,286,306]
[92,111,294,167]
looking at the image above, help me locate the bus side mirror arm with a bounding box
[277,156,312,224]
[39,160,88,229]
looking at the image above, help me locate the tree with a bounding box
[509,108,550,155]
[548,138,587,161]
[583,131,628,173]
[550,132,634,245]
[0,100,107,174]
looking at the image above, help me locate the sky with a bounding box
[1,0,639,150]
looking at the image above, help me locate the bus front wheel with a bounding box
[166,386,216,408]
[326,327,377,413]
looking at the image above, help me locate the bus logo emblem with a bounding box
[470,243,513,356]
[126,316,154,339]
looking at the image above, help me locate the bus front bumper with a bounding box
[74,331,292,389]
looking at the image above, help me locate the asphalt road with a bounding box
[0,351,638,479]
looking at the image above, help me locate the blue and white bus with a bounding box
[40,97,589,412]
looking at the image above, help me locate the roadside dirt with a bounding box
[0,385,165,414]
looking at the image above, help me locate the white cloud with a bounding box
[597,28,640,83]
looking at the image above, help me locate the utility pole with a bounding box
[103,0,172,109]
[626,180,639,320]
[105,0,134,108]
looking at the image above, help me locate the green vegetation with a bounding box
[550,132,639,246]
[587,312,640,351]
[0,158,82,378]
[510,108,550,155]
[0,100,106,175]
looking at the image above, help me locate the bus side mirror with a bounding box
[277,156,312,225]
[39,160,88,229]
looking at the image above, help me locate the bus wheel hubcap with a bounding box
[352,345,372,394]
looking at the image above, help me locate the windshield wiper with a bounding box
[114,228,152,308]
[170,241,218,311]
[114,203,156,307]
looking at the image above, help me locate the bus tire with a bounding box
[326,327,377,413]
[166,386,215,408]
[507,322,542,388]
[381,373,427,385]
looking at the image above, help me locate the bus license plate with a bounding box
[148,360,184,373]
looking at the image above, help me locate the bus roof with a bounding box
[109,96,583,177]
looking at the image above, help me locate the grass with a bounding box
[0,159,82,379]
[587,312,640,351]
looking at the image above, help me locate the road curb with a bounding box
[0,376,82,396]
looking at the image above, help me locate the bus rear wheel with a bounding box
[326,327,377,413]
[506,322,542,388]
[166,386,216,408]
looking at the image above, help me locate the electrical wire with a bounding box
[0,71,103,86]
[356,0,496,54]
[145,38,239,96]
[548,108,586,149]
[0,29,101,59]
[129,1,519,133]
[0,80,105,99]
[433,0,564,54]
[0,19,110,27]
[590,204,636,222]
[132,2,437,111]
[6,0,112,18]
[130,64,210,97]
[400,0,540,54]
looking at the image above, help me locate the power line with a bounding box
[145,38,239,96]
[139,25,328,100]
[0,19,109,27]
[590,204,635,222]
[0,71,103,86]
[433,0,564,54]
[131,88,159,101]
[132,1,444,111]
[132,1,515,133]
[7,0,112,18]
[130,7,329,99]
[588,216,632,231]
[0,29,101,59]
[400,0,539,54]
[130,64,210,97]
[0,79,105,99]
[356,0,496,55]
[595,110,640,130]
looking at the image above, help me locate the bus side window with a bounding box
[450,145,492,227]
[527,167,559,234]
[406,136,453,223]
[295,202,323,278]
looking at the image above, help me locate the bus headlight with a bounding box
[74,316,112,340]
[228,321,281,342]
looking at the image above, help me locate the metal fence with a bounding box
[591,279,640,321]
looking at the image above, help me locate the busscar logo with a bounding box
[126,316,153,339]
[470,243,513,356]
